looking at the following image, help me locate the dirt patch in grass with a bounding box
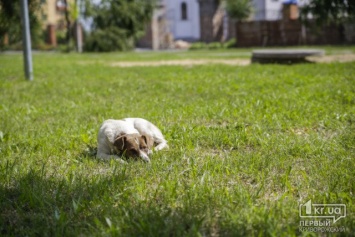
[110,59,250,67]
[308,53,355,63]
[109,54,355,67]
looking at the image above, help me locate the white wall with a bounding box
[252,0,266,20]
[165,0,200,40]
[265,0,283,20]
[252,0,309,21]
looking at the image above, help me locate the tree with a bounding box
[0,0,41,49]
[62,0,72,44]
[300,0,355,25]
[224,0,252,21]
[61,0,83,52]
[83,0,155,52]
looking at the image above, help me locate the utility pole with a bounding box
[20,0,33,81]
[76,0,83,53]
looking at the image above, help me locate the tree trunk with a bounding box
[63,0,71,45]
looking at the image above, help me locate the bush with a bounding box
[189,40,236,50]
[189,42,208,50]
[223,38,236,48]
[83,0,154,52]
[84,27,134,52]
[56,30,67,45]
[0,0,42,50]
[207,42,222,49]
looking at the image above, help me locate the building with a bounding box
[252,0,284,20]
[139,0,306,49]
[39,0,75,46]
[40,0,71,28]
[165,0,201,41]
[251,0,309,20]
[138,0,222,49]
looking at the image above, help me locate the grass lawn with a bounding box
[0,49,354,236]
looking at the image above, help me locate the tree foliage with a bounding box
[300,0,355,25]
[0,0,41,49]
[224,0,252,21]
[84,0,155,52]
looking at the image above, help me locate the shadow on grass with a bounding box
[79,145,146,163]
[0,167,128,236]
[1,168,245,236]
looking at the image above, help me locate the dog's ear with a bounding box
[114,135,126,152]
[141,134,154,149]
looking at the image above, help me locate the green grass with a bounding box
[0,49,355,236]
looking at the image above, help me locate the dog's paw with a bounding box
[116,158,128,164]
[155,143,168,151]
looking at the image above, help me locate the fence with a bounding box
[236,20,355,47]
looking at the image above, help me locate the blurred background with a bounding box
[0,0,354,52]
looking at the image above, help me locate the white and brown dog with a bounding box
[96,118,168,162]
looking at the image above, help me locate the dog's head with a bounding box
[113,134,151,162]
[140,133,155,155]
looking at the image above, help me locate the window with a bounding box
[56,0,67,11]
[181,2,187,20]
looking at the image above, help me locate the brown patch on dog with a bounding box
[114,134,149,159]
[141,133,154,150]
[138,135,150,156]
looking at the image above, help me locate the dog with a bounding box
[122,118,168,152]
[96,118,168,162]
